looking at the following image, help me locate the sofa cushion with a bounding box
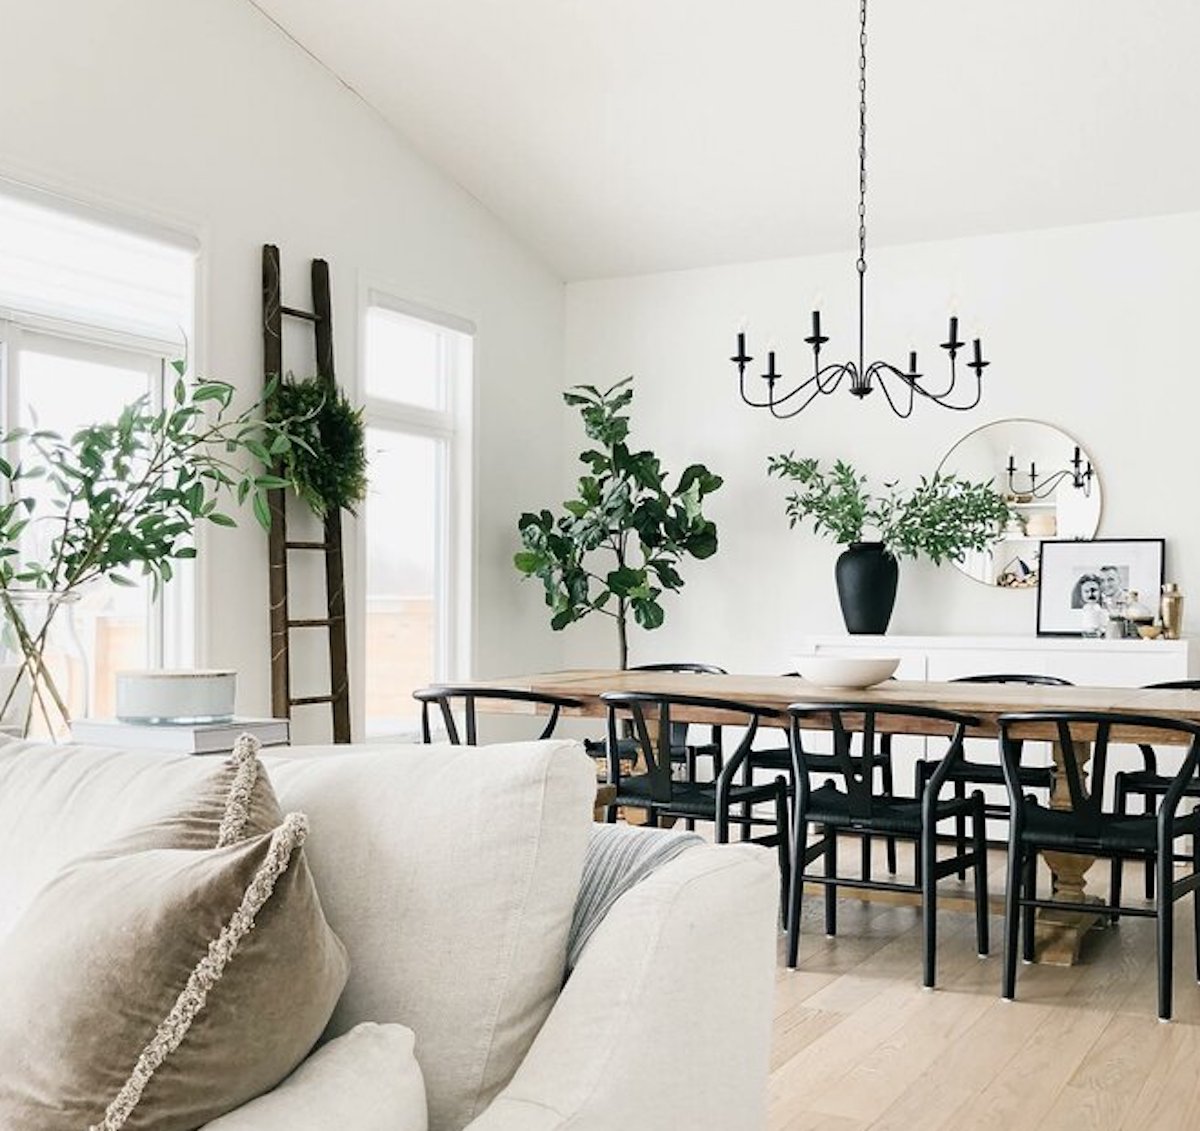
[0,738,595,1131]
[0,749,349,1131]
[201,1023,427,1131]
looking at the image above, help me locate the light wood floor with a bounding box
[768,848,1200,1131]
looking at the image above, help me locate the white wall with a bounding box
[0,0,567,737]
[564,211,1200,673]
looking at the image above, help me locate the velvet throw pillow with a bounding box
[0,735,350,1131]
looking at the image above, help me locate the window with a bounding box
[0,184,196,714]
[361,296,473,738]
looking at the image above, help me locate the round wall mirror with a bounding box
[937,418,1101,589]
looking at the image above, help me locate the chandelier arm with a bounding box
[767,368,855,419]
[885,355,985,412]
[1006,467,1082,500]
[762,361,854,410]
[736,360,848,409]
[870,362,917,420]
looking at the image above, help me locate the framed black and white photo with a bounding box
[1036,538,1165,637]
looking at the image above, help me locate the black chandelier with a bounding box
[732,0,990,419]
[1006,446,1094,500]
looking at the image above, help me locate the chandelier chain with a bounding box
[857,0,868,275]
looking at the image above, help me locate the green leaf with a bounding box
[252,490,272,530]
[605,565,645,597]
[631,598,665,630]
[513,550,542,573]
[207,512,237,528]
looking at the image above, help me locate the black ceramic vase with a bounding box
[834,542,898,635]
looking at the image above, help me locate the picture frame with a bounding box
[1036,538,1165,637]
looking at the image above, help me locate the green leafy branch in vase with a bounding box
[766,452,1012,564]
[514,378,722,669]
[0,367,307,736]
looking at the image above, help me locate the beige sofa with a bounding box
[0,737,778,1130]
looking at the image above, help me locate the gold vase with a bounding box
[1160,583,1184,641]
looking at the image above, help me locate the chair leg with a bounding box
[921,820,938,989]
[774,779,791,932]
[1193,832,1200,985]
[685,749,697,832]
[1158,846,1175,1021]
[786,818,810,970]
[1002,841,1023,1001]
[740,756,752,842]
[824,829,838,938]
[861,833,872,882]
[881,753,898,875]
[1021,852,1037,964]
[955,780,968,881]
[1110,853,1124,926]
[972,799,989,957]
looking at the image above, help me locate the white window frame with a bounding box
[0,316,195,670]
[355,288,475,739]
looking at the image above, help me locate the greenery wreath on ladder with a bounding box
[267,376,368,518]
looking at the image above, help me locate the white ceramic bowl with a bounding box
[115,670,237,724]
[792,656,900,691]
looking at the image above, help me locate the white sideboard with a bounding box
[794,634,1197,687]
[792,635,1197,809]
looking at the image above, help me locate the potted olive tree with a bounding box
[515,378,722,668]
[768,454,1012,634]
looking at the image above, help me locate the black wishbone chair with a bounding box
[998,711,1200,1021]
[1112,680,1200,899]
[751,673,899,875]
[584,662,728,780]
[601,690,790,913]
[753,672,897,878]
[916,674,1072,872]
[412,685,584,745]
[785,702,989,988]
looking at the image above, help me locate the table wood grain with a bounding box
[468,670,1200,743]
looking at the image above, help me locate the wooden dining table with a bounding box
[467,668,1200,965]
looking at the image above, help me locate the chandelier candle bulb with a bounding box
[908,350,918,375]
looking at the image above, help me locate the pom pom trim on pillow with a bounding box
[90,812,311,1131]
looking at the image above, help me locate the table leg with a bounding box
[1034,739,1105,965]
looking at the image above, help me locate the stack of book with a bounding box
[69,716,290,755]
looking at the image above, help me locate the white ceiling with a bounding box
[250,0,1200,281]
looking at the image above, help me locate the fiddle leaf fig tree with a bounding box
[514,378,722,668]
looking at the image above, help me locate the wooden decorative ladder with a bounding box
[261,243,352,742]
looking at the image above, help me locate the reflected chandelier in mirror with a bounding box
[938,419,1101,589]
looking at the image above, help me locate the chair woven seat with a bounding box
[803,782,982,836]
[612,774,782,818]
[583,737,720,763]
